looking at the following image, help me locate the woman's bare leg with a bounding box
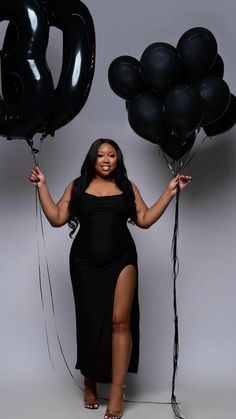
[106,265,136,415]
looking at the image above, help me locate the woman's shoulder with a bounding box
[72,176,81,185]
[129,181,146,205]
[65,180,74,191]
[129,180,140,194]
[68,176,81,191]
[59,181,74,201]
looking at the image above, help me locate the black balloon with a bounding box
[195,76,230,126]
[0,0,54,140]
[108,56,145,101]
[177,27,218,82]
[127,91,168,143]
[203,93,236,136]
[41,0,96,136]
[140,42,182,96]
[160,131,196,160]
[164,84,203,139]
[125,101,129,111]
[1,0,96,139]
[207,54,224,78]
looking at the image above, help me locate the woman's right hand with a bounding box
[29,166,46,188]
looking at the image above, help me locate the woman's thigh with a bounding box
[112,265,137,324]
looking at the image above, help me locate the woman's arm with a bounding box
[132,175,192,229]
[29,166,73,227]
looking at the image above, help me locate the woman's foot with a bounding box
[104,384,125,419]
[84,377,99,409]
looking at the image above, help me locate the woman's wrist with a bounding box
[165,187,176,199]
[37,181,47,189]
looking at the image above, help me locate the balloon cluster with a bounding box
[0,0,95,142]
[109,27,236,160]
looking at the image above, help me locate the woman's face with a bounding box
[95,143,118,178]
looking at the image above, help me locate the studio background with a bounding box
[1,1,236,418]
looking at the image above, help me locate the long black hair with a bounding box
[68,138,137,237]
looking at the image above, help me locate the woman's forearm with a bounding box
[29,166,72,227]
[141,189,174,228]
[134,174,191,229]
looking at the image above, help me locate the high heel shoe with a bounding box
[84,378,100,409]
[104,384,126,419]
[104,408,123,419]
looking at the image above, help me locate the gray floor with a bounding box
[1,371,235,419]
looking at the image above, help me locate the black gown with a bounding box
[69,191,140,383]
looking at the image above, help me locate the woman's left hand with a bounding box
[168,174,192,195]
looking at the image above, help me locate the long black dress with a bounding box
[69,191,140,383]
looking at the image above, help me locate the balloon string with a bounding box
[182,134,209,170]
[38,203,83,390]
[156,145,176,176]
[170,185,185,419]
[27,137,55,369]
[27,142,83,390]
[35,186,55,370]
[155,146,187,418]
[156,145,190,176]
[178,147,192,171]
[26,135,45,166]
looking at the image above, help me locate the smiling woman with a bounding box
[29,138,191,419]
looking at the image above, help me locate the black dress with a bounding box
[69,191,140,383]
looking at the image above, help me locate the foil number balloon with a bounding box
[0,0,54,140]
[0,0,96,140]
[37,0,96,137]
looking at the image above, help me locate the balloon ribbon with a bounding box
[28,140,83,391]
[171,184,185,419]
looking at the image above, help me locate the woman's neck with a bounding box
[93,174,115,183]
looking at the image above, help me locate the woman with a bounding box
[29,138,191,419]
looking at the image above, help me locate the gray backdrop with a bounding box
[1,1,236,418]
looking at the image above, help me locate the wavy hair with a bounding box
[68,138,137,237]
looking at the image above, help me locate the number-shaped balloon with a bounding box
[1,0,96,139]
[0,0,54,140]
[40,0,96,137]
